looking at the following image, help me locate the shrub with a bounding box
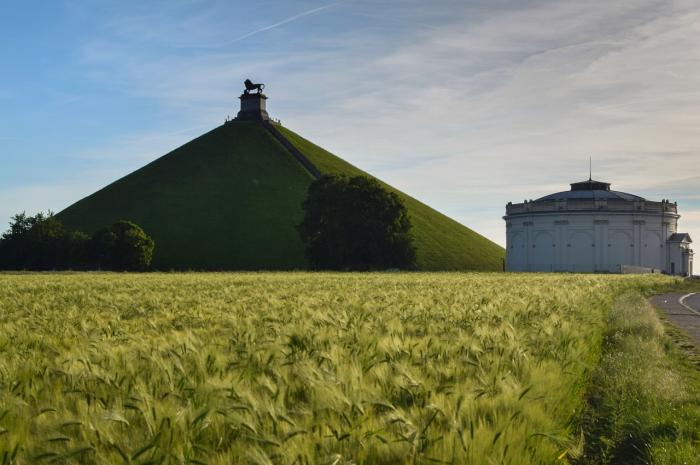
[91,220,155,271]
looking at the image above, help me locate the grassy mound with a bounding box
[58,122,503,270]
[59,123,313,270]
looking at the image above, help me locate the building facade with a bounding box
[504,179,694,275]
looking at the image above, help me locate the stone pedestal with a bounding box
[235,93,270,121]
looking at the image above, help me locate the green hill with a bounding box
[58,121,504,270]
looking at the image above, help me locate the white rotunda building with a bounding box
[504,178,693,275]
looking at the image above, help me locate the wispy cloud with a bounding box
[223,2,343,45]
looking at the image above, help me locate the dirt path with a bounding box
[650,292,700,346]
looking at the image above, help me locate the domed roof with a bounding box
[535,179,645,202]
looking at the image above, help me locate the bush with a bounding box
[298,175,416,270]
[91,221,155,271]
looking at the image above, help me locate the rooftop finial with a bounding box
[589,156,592,181]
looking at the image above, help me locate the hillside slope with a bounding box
[277,126,505,271]
[59,123,313,269]
[58,121,504,270]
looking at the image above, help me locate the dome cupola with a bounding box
[535,179,645,202]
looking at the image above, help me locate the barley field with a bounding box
[0,273,673,465]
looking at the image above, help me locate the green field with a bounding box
[57,122,504,271]
[3,273,697,465]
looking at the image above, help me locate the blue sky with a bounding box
[1,0,699,246]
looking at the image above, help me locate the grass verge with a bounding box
[577,290,700,465]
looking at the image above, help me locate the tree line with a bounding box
[0,175,415,272]
[0,213,154,271]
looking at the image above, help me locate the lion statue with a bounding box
[244,79,265,94]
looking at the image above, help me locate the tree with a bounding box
[298,175,416,270]
[2,212,34,240]
[0,214,154,271]
[0,212,37,269]
[0,212,89,270]
[91,221,155,271]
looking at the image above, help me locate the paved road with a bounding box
[650,292,700,346]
